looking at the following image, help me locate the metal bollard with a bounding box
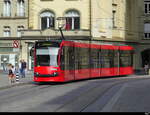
[16,72,20,83]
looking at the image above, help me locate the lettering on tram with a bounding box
[31,40,134,83]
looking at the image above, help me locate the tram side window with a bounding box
[60,47,65,70]
[101,49,109,68]
[63,46,75,70]
[108,50,114,68]
[114,50,119,67]
[128,51,133,66]
[79,48,90,69]
[75,47,80,70]
[90,48,100,68]
[75,47,89,69]
[120,50,132,67]
[101,49,114,68]
[68,46,75,70]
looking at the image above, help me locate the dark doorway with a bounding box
[142,49,150,67]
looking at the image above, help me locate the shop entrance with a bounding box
[28,43,34,70]
[0,54,18,72]
[142,49,150,67]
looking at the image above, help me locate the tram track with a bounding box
[82,77,150,112]
[0,80,93,112]
[0,76,148,103]
[0,83,53,105]
[53,79,130,112]
[54,77,150,112]
[0,76,149,112]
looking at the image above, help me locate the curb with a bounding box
[0,81,33,90]
[0,75,149,90]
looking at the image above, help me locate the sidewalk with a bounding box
[0,71,34,89]
[0,70,149,90]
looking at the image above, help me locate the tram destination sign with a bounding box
[36,41,60,48]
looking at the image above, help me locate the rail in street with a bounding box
[0,74,150,112]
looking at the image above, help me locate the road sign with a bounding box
[13,40,19,48]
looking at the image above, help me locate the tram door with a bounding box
[74,45,90,80]
[74,47,79,80]
[100,46,119,77]
[113,47,120,76]
[63,44,75,81]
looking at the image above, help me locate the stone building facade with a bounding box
[0,0,147,71]
[0,0,28,70]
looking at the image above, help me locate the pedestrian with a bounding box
[8,64,15,84]
[21,59,27,78]
[8,64,12,84]
[19,60,22,78]
[144,63,149,75]
[11,65,16,83]
[15,65,20,83]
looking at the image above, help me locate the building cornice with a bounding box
[0,17,28,20]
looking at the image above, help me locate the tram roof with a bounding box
[35,40,134,50]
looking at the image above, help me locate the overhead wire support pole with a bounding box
[89,0,92,41]
[57,17,66,41]
[58,27,65,40]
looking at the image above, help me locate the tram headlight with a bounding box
[35,72,39,75]
[53,72,58,76]
[34,72,39,77]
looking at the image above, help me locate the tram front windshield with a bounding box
[36,47,59,67]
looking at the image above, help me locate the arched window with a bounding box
[3,26,11,37]
[40,11,55,30]
[65,10,80,30]
[3,0,11,17]
[17,26,24,37]
[144,0,150,14]
[17,0,25,16]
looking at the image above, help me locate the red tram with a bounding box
[33,40,134,82]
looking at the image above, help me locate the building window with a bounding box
[144,1,150,14]
[3,26,11,37]
[17,0,25,16]
[112,10,117,28]
[0,55,9,71]
[144,33,150,38]
[17,26,24,37]
[40,11,55,30]
[144,23,150,39]
[3,0,11,17]
[65,10,80,30]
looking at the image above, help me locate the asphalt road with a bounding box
[0,75,150,112]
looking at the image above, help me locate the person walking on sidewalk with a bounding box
[11,65,16,83]
[144,63,149,75]
[19,60,23,78]
[8,64,15,84]
[21,59,27,78]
